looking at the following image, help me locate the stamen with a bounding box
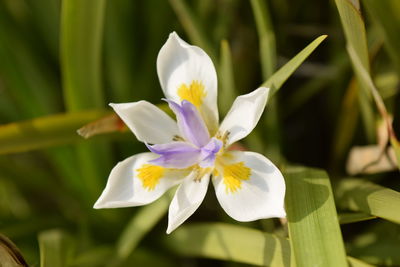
[172,135,185,141]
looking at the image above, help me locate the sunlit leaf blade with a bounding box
[262,35,327,96]
[339,212,376,224]
[284,167,348,267]
[336,178,400,224]
[115,192,173,262]
[38,229,74,267]
[0,111,110,154]
[164,223,293,266]
[347,256,376,267]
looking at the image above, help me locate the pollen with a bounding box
[136,164,165,191]
[223,162,251,193]
[177,80,206,107]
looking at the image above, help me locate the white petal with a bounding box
[219,87,269,145]
[94,153,189,209]
[166,171,211,234]
[212,151,286,221]
[157,32,218,133]
[110,101,179,144]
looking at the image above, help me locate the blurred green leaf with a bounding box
[38,229,74,267]
[335,0,376,143]
[250,0,277,79]
[262,35,327,96]
[251,0,281,162]
[284,167,348,267]
[218,40,237,116]
[168,0,215,59]
[165,222,293,266]
[362,0,400,76]
[114,191,173,263]
[60,0,113,201]
[0,110,109,154]
[336,178,400,224]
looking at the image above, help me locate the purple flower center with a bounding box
[146,100,222,168]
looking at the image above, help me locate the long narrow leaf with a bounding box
[284,167,348,267]
[60,0,112,201]
[335,178,400,224]
[262,35,327,96]
[38,229,74,267]
[165,223,293,266]
[0,111,109,154]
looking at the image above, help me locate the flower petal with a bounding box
[166,99,210,147]
[157,32,218,133]
[110,101,179,144]
[167,171,211,234]
[212,151,286,221]
[146,141,201,169]
[94,153,190,208]
[219,87,270,146]
[199,138,223,168]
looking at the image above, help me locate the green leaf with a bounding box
[0,110,109,155]
[60,0,113,200]
[38,229,74,267]
[250,0,282,162]
[361,0,400,76]
[168,0,215,59]
[164,222,292,266]
[347,256,376,267]
[335,178,400,224]
[262,35,327,96]
[218,40,237,116]
[284,167,348,267]
[114,192,173,262]
[335,0,376,143]
[339,212,376,224]
[165,222,369,267]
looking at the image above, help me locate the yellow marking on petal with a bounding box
[213,168,219,177]
[223,162,251,193]
[136,164,165,191]
[177,80,206,107]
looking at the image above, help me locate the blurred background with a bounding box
[0,0,399,266]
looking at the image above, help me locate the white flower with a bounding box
[94,32,286,234]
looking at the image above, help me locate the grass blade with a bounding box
[262,35,327,96]
[38,229,74,267]
[361,0,400,76]
[0,111,109,154]
[335,178,400,224]
[114,192,173,263]
[60,0,113,201]
[284,167,348,267]
[218,40,237,116]
[165,222,293,266]
[168,0,215,59]
[335,0,376,142]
